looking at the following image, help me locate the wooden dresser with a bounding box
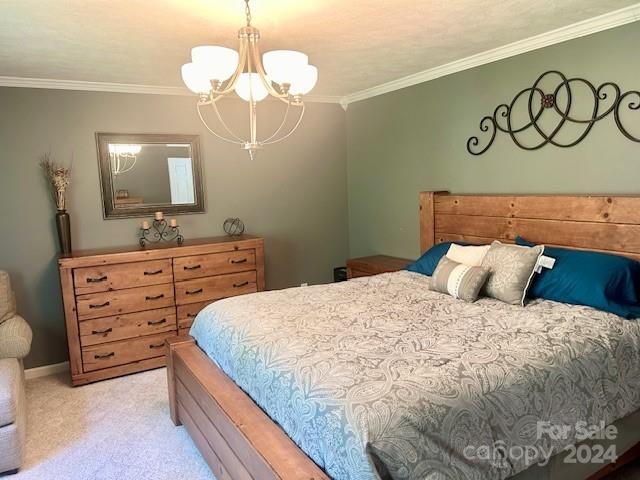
[58,235,264,386]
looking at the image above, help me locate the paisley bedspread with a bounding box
[190,271,640,480]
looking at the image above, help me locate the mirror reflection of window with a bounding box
[168,157,195,204]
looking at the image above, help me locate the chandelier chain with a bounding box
[244,0,252,26]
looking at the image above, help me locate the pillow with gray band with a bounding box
[430,256,491,303]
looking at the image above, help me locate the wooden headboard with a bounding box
[419,191,640,260]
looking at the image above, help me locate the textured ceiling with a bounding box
[0,0,637,97]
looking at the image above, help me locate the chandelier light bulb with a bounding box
[235,73,269,102]
[289,65,318,96]
[109,144,142,155]
[263,50,309,85]
[181,63,211,94]
[191,46,239,81]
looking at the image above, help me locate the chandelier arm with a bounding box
[262,102,291,143]
[120,156,136,175]
[110,153,137,176]
[210,101,248,143]
[245,48,259,145]
[263,103,305,145]
[196,103,244,145]
[248,38,290,101]
[211,40,248,97]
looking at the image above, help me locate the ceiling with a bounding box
[0,0,637,99]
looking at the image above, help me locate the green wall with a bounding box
[346,22,640,260]
[0,88,348,368]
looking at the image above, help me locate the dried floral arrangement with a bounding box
[40,153,72,211]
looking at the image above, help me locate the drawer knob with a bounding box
[149,342,165,349]
[186,288,204,296]
[184,265,202,271]
[89,301,110,309]
[147,318,167,326]
[87,275,108,283]
[231,258,248,264]
[187,313,197,318]
[144,269,163,276]
[233,281,249,288]
[91,327,113,335]
[145,294,165,301]
[94,352,115,360]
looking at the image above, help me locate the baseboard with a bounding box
[24,361,69,380]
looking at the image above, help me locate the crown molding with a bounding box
[0,75,342,104]
[304,94,343,104]
[2,4,638,108]
[0,76,189,95]
[341,3,640,106]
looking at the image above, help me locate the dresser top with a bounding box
[59,235,263,268]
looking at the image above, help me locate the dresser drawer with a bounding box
[173,250,256,282]
[175,271,257,305]
[74,259,173,294]
[79,307,177,347]
[176,301,210,330]
[81,332,173,372]
[76,283,175,320]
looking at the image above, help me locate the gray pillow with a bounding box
[481,241,544,306]
[430,256,491,303]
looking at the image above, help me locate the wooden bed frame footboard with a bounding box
[166,336,329,480]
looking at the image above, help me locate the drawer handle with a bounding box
[94,352,115,360]
[184,265,202,271]
[89,301,110,309]
[233,281,249,288]
[91,327,113,335]
[149,342,165,349]
[231,258,248,264]
[186,288,203,296]
[86,275,107,283]
[145,294,165,301]
[187,313,197,318]
[144,269,163,276]
[147,318,167,326]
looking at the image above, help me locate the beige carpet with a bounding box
[14,368,215,480]
[11,368,640,480]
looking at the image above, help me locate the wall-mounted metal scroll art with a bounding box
[467,70,640,155]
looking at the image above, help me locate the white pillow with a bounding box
[445,244,490,267]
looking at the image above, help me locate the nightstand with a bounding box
[346,255,413,279]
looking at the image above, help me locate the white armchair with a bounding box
[0,271,32,474]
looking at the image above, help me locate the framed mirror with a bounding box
[96,133,205,219]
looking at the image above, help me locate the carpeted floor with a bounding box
[11,368,640,480]
[14,368,215,480]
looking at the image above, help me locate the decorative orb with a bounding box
[223,217,245,236]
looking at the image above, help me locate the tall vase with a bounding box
[55,210,72,255]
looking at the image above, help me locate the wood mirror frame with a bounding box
[96,133,205,219]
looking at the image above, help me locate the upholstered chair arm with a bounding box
[0,315,32,360]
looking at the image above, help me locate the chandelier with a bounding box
[180,0,318,160]
[109,144,141,176]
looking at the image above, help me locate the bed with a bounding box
[167,191,640,480]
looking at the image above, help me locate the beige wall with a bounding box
[0,87,348,368]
